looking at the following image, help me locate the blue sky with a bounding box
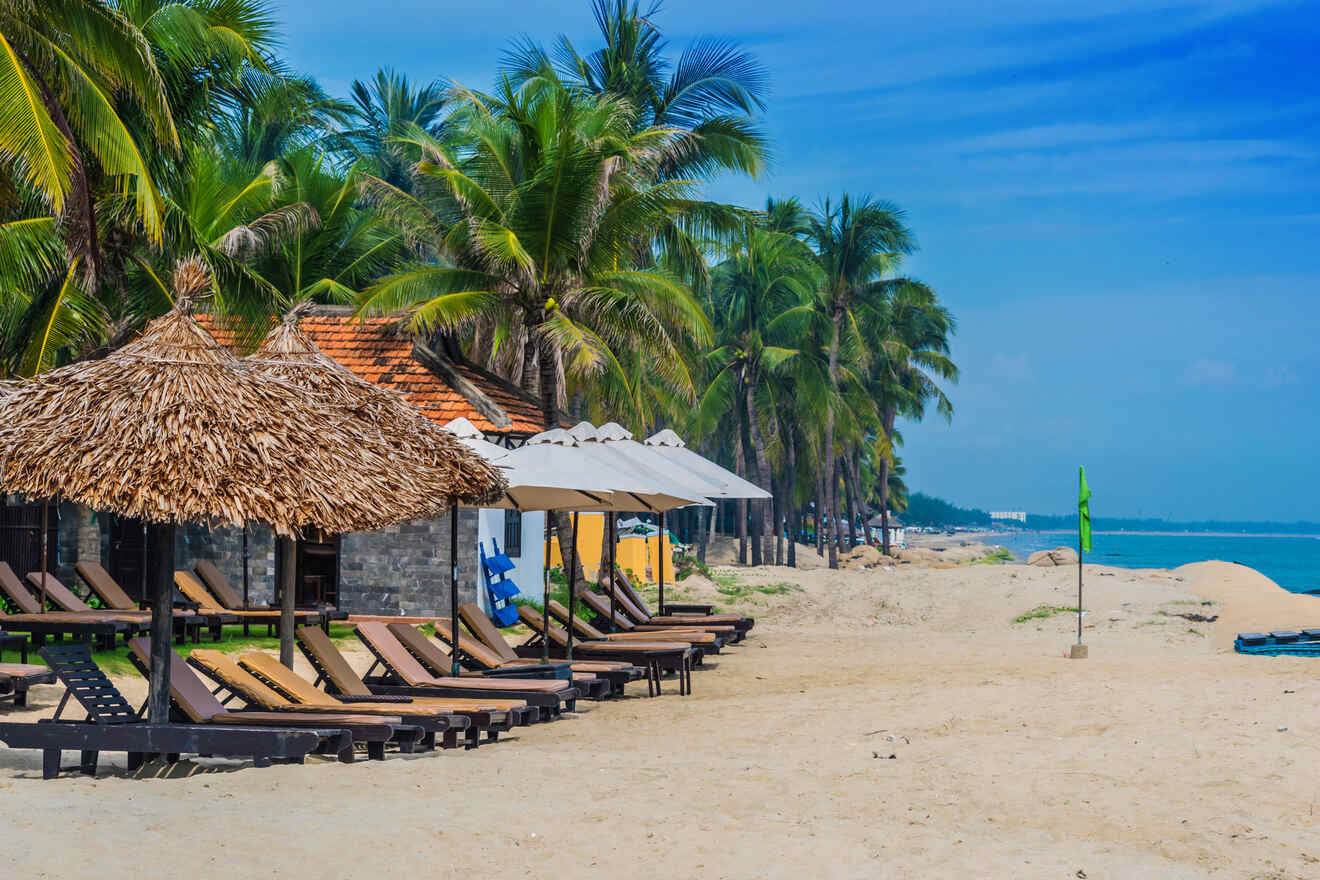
[274,0,1320,521]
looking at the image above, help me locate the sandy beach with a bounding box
[3,550,1319,879]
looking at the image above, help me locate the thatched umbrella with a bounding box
[243,308,506,667]
[0,258,501,723]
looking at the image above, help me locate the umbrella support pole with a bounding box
[39,499,49,612]
[278,535,296,668]
[242,525,250,611]
[608,516,617,633]
[542,516,551,665]
[566,512,580,663]
[450,503,461,678]
[144,521,176,724]
[657,511,666,616]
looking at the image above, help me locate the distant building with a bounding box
[990,511,1027,523]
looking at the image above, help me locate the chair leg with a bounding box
[366,741,385,761]
[42,749,60,780]
[79,750,98,776]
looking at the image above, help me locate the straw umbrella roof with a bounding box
[0,260,494,535]
[244,309,506,509]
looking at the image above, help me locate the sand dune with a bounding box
[1,556,1317,878]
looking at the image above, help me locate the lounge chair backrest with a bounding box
[188,649,292,710]
[0,562,43,613]
[295,626,374,697]
[387,623,454,676]
[26,572,92,612]
[194,560,243,609]
[431,619,506,669]
[75,561,136,610]
[515,605,570,647]
[612,567,654,617]
[457,602,521,663]
[127,637,227,722]
[604,582,650,624]
[174,570,222,609]
[38,643,139,724]
[237,652,329,705]
[546,598,608,639]
[354,622,432,686]
[578,590,637,631]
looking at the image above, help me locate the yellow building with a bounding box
[547,512,676,584]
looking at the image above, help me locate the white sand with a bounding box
[3,555,1319,878]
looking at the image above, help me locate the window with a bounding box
[503,509,522,558]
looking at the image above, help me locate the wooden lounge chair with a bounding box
[0,662,56,707]
[514,606,692,697]
[26,571,204,644]
[77,560,239,641]
[571,593,723,655]
[294,626,536,730]
[391,622,612,701]
[0,629,29,663]
[194,560,345,628]
[449,605,643,697]
[184,649,470,751]
[353,622,579,720]
[610,569,753,636]
[0,643,351,778]
[0,562,141,650]
[603,580,741,642]
[174,570,321,634]
[124,638,418,760]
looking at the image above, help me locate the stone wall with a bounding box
[176,522,277,605]
[50,504,477,616]
[339,510,479,617]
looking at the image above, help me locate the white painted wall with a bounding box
[475,509,545,612]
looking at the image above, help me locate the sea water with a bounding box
[989,530,1320,594]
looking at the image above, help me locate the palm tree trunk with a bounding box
[772,474,784,566]
[880,406,897,555]
[823,305,842,569]
[814,471,824,557]
[529,333,585,588]
[834,457,848,555]
[744,372,774,565]
[735,440,748,565]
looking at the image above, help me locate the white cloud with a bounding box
[1184,358,1237,385]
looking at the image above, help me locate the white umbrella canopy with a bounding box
[565,422,708,512]
[481,428,620,512]
[644,428,772,500]
[591,422,724,506]
[441,417,513,463]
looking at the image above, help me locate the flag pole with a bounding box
[1077,528,1083,644]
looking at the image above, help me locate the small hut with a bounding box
[0,258,506,720]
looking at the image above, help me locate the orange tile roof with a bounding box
[196,313,545,437]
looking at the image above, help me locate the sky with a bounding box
[273,0,1320,521]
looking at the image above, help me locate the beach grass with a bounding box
[972,548,1015,565]
[1012,604,1081,624]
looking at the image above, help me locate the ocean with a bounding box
[988,530,1320,594]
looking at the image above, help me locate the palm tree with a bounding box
[339,68,450,189]
[807,195,914,568]
[859,279,956,552]
[356,72,710,427]
[0,0,278,374]
[213,65,349,165]
[698,222,818,564]
[506,0,769,182]
[0,0,177,274]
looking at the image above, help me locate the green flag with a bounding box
[1078,466,1092,553]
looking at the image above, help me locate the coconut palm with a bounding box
[356,72,710,426]
[339,68,450,189]
[698,222,819,563]
[807,195,914,568]
[506,0,769,182]
[858,278,957,552]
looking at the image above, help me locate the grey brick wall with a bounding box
[54,506,477,616]
[339,510,479,617]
